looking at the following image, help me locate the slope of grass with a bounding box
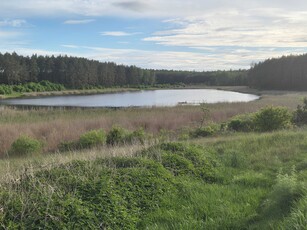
[1,129,307,228]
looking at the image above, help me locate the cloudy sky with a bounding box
[1,0,307,70]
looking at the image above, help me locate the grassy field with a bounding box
[1,129,307,228]
[1,88,307,228]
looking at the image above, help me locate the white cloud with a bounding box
[0,19,27,27]
[143,9,307,48]
[100,31,140,36]
[0,31,21,38]
[63,19,95,24]
[61,44,80,49]
[1,0,307,18]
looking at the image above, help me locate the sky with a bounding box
[0,0,307,71]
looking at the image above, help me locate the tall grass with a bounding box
[0,89,306,156]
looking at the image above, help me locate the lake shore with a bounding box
[1,84,303,100]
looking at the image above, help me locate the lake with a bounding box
[0,89,259,108]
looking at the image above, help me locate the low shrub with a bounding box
[293,97,307,125]
[9,135,42,156]
[127,128,146,144]
[106,126,147,146]
[190,123,219,138]
[79,129,106,149]
[106,126,129,146]
[254,106,292,132]
[228,114,255,132]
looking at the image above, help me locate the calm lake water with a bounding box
[0,89,259,108]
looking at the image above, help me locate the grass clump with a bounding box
[0,157,175,229]
[106,126,129,146]
[59,129,106,151]
[106,126,146,146]
[190,123,219,138]
[227,114,255,132]
[79,129,106,149]
[9,135,42,156]
[140,142,218,182]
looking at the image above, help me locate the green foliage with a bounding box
[0,157,175,229]
[142,142,218,182]
[161,153,196,176]
[59,127,147,152]
[5,127,307,228]
[260,168,304,221]
[9,135,42,156]
[190,124,219,138]
[293,97,307,125]
[0,52,156,89]
[0,81,65,95]
[106,126,147,146]
[156,69,248,86]
[281,195,307,229]
[248,53,307,90]
[127,128,146,144]
[254,106,292,131]
[228,114,255,132]
[106,126,129,146]
[79,129,106,149]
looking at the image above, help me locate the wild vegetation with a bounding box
[1,90,307,228]
[0,80,65,95]
[155,69,247,86]
[0,52,247,90]
[248,53,307,90]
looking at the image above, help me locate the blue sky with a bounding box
[1,0,307,71]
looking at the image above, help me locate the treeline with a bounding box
[0,52,155,88]
[0,52,248,89]
[248,54,307,90]
[155,70,248,86]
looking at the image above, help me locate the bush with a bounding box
[106,126,128,146]
[106,126,147,146]
[79,129,106,149]
[228,114,255,132]
[9,135,42,156]
[127,128,146,144]
[254,106,292,132]
[190,124,219,138]
[293,98,307,125]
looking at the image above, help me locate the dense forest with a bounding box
[248,54,307,90]
[0,52,155,88]
[155,70,247,86]
[0,52,247,89]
